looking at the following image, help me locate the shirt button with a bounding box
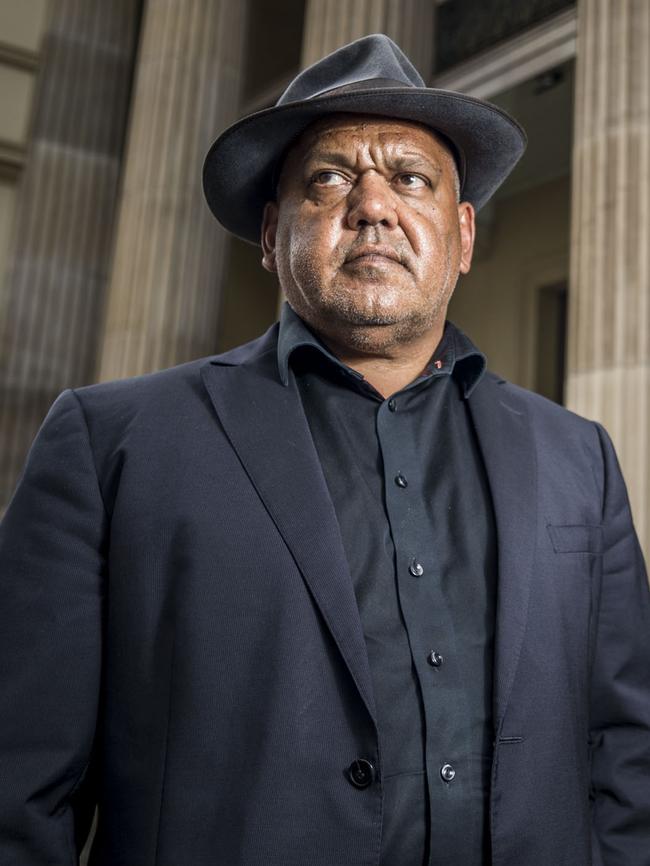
[427,650,444,667]
[388,398,397,412]
[394,473,408,488]
[409,558,424,577]
[440,763,456,783]
[347,758,376,789]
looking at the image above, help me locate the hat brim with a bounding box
[202,87,527,245]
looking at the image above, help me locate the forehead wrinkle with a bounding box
[322,114,448,148]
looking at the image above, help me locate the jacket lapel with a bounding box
[200,334,377,724]
[468,375,538,731]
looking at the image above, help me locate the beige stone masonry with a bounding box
[97,0,247,381]
[0,0,140,505]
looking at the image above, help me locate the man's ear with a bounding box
[458,201,476,275]
[261,202,279,273]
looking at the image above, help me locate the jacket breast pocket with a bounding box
[546,523,603,555]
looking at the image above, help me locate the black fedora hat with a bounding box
[202,33,527,245]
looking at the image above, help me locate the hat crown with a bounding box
[203,34,527,242]
[277,33,425,106]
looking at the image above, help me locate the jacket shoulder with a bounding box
[73,355,211,411]
[71,324,280,420]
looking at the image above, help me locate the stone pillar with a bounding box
[97,0,248,381]
[301,0,434,75]
[566,0,650,555]
[0,0,141,506]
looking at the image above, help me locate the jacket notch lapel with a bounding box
[200,352,377,724]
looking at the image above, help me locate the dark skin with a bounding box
[261,114,475,397]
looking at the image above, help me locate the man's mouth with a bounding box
[345,245,405,267]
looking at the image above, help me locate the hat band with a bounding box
[311,77,413,100]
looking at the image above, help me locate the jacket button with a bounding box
[347,758,376,789]
[440,763,456,782]
[427,650,443,667]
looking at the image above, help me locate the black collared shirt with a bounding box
[278,303,497,866]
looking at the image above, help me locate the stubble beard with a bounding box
[283,247,458,355]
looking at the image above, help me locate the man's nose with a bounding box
[346,174,399,230]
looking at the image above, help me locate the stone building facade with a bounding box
[1,0,649,561]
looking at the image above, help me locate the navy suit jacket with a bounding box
[1,321,649,866]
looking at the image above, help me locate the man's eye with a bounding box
[395,173,428,189]
[312,171,348,187]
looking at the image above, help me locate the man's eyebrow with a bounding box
[389,152,444,172]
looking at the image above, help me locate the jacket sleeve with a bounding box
[590,423,650,866]
[0,389,106,864]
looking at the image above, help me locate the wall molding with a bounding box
[0,139,25,181]
[432,7,577,98]
[0,41,39,72]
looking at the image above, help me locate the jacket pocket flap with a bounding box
[547,524,603,554]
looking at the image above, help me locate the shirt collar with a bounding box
[277,302,486,398]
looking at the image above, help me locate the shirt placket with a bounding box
[377,385,476,865]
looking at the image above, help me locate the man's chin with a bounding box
[320,312,406,332]
[335,310,400,326]
[318,298,407,328]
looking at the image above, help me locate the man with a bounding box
[0,33,649,866]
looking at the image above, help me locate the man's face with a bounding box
[261,114,475,353]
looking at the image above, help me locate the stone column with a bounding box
[97,0,248,381]
[566,0,650,555]
[0,0,141,506]
[301,0,434,76]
